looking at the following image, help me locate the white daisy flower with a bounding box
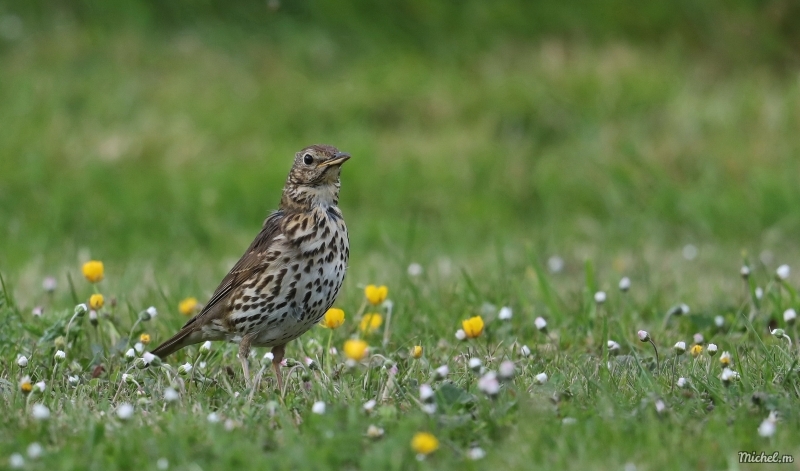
[26,443,43,460]
[477,371,500,396]
[594,291,607,304]
[117,403,134,420]
[311,401,326,415]
[619,277,631,291]
[31,404,50,420]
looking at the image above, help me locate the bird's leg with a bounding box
[271,344,286,392]
[239,333,255,388]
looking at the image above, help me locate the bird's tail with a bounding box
[151,327,198,358]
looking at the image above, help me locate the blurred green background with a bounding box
[1,0,800,275]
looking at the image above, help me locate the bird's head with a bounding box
[282,144,351,210]
[288,144,350,186]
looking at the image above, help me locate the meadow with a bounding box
[2,2,800,469]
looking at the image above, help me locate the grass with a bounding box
[3,255,800,470]
[1,13,800,471]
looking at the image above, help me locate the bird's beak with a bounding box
[318,152,351,168]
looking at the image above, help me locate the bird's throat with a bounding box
[280,181,340,212]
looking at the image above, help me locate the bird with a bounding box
[152,144,351,391]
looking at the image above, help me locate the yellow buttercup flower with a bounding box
[179,297,199,316]
[411,432,439,455]
[321,308,345,329]
[89,294,104,310]
[359,313,383,333]
[462,316,484,339]
[139,333,151,344]
[343,339,369,361]
[690,344,703,357]
[82,260,104,283]
[20,377,32,395]
[364,285,388,305]
[411,345,423,359]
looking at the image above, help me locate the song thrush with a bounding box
[152,144,351,390]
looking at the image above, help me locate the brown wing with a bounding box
[180,210,286,330]
[152,210,287,358]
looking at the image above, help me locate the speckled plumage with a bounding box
[152,144,350,390]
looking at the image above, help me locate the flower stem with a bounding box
[127,318,142,348]
[648,339,660,374]
[601,310,609,373]
[671,355,677,393]
[189,350,202,388]
[382,301,393,348]
[324,329,333,373]
[51,363,58,390]
[64,312,81,352]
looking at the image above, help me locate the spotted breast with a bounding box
[220,205,349,347]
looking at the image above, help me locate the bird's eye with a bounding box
[303,154,314,165]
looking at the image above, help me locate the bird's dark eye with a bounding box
[303,154,313,165]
